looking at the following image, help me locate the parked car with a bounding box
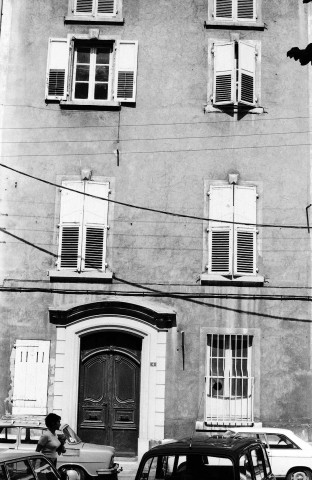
[0,451,71,480]
[135,435,275,480]
[225,427,312,480]
[0,420,119,480]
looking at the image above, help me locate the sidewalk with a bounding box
[115,457,138,480]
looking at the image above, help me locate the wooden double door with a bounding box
[77,345,140,456]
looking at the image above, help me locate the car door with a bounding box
[264,433,309,478]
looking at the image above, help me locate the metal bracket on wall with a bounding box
[306,204,312,233]
[181,331,185,370]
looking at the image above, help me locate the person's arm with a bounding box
[36,434,48,453]
[36,444,43,453]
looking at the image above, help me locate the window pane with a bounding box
[95,66,109,82]
[75,82,89,99]
[6,460,36,480]
[21,428,45,444]
[76,65,90,82]
[250,448,265,480]
[29,457,57,480]
[77,48,90,64]
[94,83,108,100]
[239,454,252,480]
[96,48,110,64]
[0,427,18,444]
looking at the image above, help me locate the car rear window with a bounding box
[138,454,234,480]
[0,428,18,444]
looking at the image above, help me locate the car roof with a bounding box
[143,436,263,458]
[0,451,47,462]
[228,427,299,435]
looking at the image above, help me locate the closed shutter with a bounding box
[97,0,115,14]
[12,340,50,415]
[58,182,84,270]
[215,0,233,19]
[238,41,256,106]
[208,185,233,275]
[237,0,254,19]
[114,41,138,102]
[233,185,257,275]
[75,0,93,13]
[82,182,109,271]
[213,42,235,105]
[45,38,69,100]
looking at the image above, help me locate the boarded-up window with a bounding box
[12,340,50,415]
[74,0,116,16]
[213,0,256,21]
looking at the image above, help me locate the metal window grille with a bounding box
[206,334,254,425]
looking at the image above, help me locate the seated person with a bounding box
[173,455,207,480]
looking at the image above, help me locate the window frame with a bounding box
[65,0,124,24]
[206,0,264,29]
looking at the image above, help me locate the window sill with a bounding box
[49,270,113,283]
[60,100,121,110]
[205,20,265,30]
[200,273,264,286]
[64,15,124,24]
[204,104,265,115]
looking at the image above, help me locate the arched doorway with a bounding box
[78,331,141,456]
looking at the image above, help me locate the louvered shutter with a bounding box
[237,0,255,20]
[238,41,257,106]
[233,185,257,275]
[12,340,50,415]
[208,185,233,275]
[114,40,138,103]
[215,0,233,19]
[82,182,109,271]
[45,38,69,101]
[58,181,84,270]
[75,0,93,13]
[213,42,235,105]
[97,0,115,14]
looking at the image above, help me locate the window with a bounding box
[29,458,57,480]
[250,448,266,480]
[45,37,138,105]
[266,434,298,449]
[57,181,110,272]
[239,454,252,480]
[65,0,123,23]
[6,461,36,480]
[207,0,264,28]
[21,428,45,445]
[206,334,254,423]
[12,340,50,415]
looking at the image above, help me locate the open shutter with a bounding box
[238,41,257,106]
[59,182,84,270]
[45,38,69,101]
[208,185,233,275]
[237,0,255,19]
[12,340,50,415]
[215,0,233,19]
[75,0,93,13]
[114,40,138,102]
[213,42,235,105]
[233,185,257,275]
[82,182,109,271]
[97,0,115,14]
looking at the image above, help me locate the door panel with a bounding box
[78,349,140,456]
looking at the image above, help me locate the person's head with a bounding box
[45,413,61,431]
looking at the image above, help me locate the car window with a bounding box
[137,454,234,480]
[6,460,36,480]
[262,447,271,474]
[0,428,19,444]
[266,434,298,449]
[250,448,266,480]
[21,429,46,445]
[239,454,253,480]
[0,465,7,480]
[29,457,58,480]
[61,426,80,445]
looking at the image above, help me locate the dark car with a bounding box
[0,451,70,480]
[135,435,276,480]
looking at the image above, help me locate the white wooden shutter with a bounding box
[114,40,138,102]
[97,0,115,14]
[215,0,233,19]
[82,182,109,271]
[59,182,84,270]
[45,38,69,101]
[233,185,257,275]
[237,0,255,20]
[213,42,235,105]
[12,340,50,415]
[75,0,93,13]
[238,41,256,106]
[208,185,233,274]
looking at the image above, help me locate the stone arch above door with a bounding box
[49,299,176,459]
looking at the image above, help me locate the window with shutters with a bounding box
[207,0,264,29]
[57,181,110,274]
[201,181,264,285]
[45,35,138,107]
[65,0,123,23]
[206,39,263,114]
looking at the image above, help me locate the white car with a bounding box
[225,427,312,480]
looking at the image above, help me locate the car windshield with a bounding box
[61,426,81,444]
[138,454,234,480]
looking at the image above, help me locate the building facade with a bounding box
[1,0,312,460]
